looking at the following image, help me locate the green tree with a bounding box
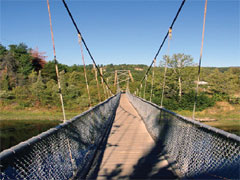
[1,73,11,90]
[0,44,7,62]
[161,53,196,101]
[18,54,33,76]
[31,72,45,105]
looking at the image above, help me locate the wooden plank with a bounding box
[96,94,177,179]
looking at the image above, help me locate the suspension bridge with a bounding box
[0,0,239,179]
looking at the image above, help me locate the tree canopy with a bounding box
[1,43,239,111]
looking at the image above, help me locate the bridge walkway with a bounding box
[96,94,178,179]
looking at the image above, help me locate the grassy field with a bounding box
[0,110,80,121]
[176,101,240,136]
[1,101,239,152]
[0,110,80,151]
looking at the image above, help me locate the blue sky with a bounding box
[1,0,239,67]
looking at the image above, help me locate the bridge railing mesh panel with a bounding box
[0,93,121,180]
[127,92,240,179]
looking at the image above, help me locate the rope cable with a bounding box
[160,28,172,107]
[150,58,156,102]
[192,0,208,119]
[138,0,186,92]
[140,83,143,98]
[100,68,107,99]
[46,0,75,175]
[62,0,113,96]
[78,34,92,107]
[47,0,66,122]
[93,64,101,102]
[144,75,148,99]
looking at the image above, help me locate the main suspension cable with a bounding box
[192,0,208,119]
[61,0,113,95]
[137,0,186,92]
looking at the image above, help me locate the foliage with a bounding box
[0,44,239,111]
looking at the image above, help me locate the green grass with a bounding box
[1,102,239,152]
[176,103,240,136]
[0,110,80,151]
[0,110,80,121]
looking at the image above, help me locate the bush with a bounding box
[228,97,240,104]
[212,93,229,101]
[0,90,15,100]
[152,91,215,111]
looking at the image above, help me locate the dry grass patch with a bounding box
[176,102,240,136]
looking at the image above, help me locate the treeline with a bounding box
[0,43,239,111]
[130,54,240,110]
[0,43,115,111]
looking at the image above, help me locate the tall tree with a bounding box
[162,53,196,100]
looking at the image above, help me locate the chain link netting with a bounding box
[0,93,120,180]
[127,92,240,179]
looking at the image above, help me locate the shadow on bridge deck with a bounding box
[86,94,178,180]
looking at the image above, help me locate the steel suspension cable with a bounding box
[192,0,208,119]
[61,0,113,96]
[78,34,92,107]
[46,0,75,175]
[160,28,172,107]
[137,0,186,93]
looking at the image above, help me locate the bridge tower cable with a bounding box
[192,0,208,119]
[78,34,92,107]
[160,28,172,107]
[46,0,76,175]
[61,0,113,96]
[137,0,186,93]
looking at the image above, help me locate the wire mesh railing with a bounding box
[127,92,240,179]
[0,93,121,180]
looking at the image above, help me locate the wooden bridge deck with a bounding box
[96,94,178,179]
